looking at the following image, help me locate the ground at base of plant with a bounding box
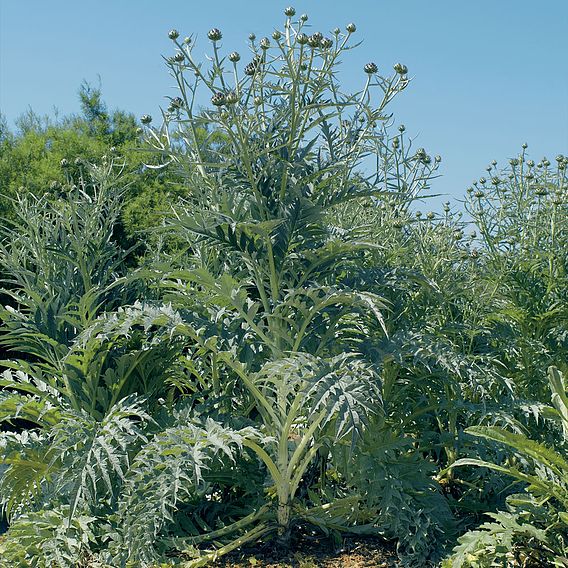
[215,536,397,567]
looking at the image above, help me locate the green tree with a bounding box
[0,84,185,248]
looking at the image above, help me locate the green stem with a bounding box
[181,524,272,567]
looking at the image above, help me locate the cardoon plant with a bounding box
[139,6,440,560]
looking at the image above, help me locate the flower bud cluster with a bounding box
[211,92,226,106]
[207,28,222,42]
[364,62,378,74]
[393,63,408,75]
[308,32,323,48]
[168,97,183,112]
[244,54,262,76]
[225,91,239,105]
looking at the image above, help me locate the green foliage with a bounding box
[466,150,568,401]
[344,428,455,566]
[0,507,97,568]
[0,8,567,568]
[0,85,185,249]
[0,164,132,370]
[445,367,568,567]
[109,417,264,566]
[139,8,442,560]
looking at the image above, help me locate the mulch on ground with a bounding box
[216,536,397,567]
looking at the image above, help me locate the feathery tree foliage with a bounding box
[0,83,185,250]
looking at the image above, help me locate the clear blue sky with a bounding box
[1,1,567,206]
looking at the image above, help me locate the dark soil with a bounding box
[215,536,398,567]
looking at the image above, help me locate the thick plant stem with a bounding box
[276,499,291,550]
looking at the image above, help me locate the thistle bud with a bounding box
[346,22,356,33]
[168,29,179,40]
[272,30,282,41]
[183,37,191,44]
[300,13,308,22]
[74,157,83,166]
[527,160,535,167]
[208,28,222,41]
[141,114,152,124]
[254,96,263,106]
[522,142,528,149]
[320,37,333,49]
[435,155,442,163]
[535,187,548,196]
[244,62,257,75]
[491,177,500,185]
[398,124,405,132]
[479,177,486,185]
[225,91,239,105]
[229,51,241,62]
[211,92,226,106]
[364,62,378,74]
[308,34,321,48]
[427,211,435,220]
[394,62,408,75]
[135,127,143,135]
[260,37,270,49]
[474,190,484,198]
[443,202,450,212]
[556,154,565,162]
[509,158,519,167]
[249,33,256,41]
[297,32,308,45]
[173,52,185,63]
[284,6,296,16]
[392,137,399,149]
[60,158,69,168]
[333,27,341,35]
[171,97,183,108]
[543,159,550,167]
